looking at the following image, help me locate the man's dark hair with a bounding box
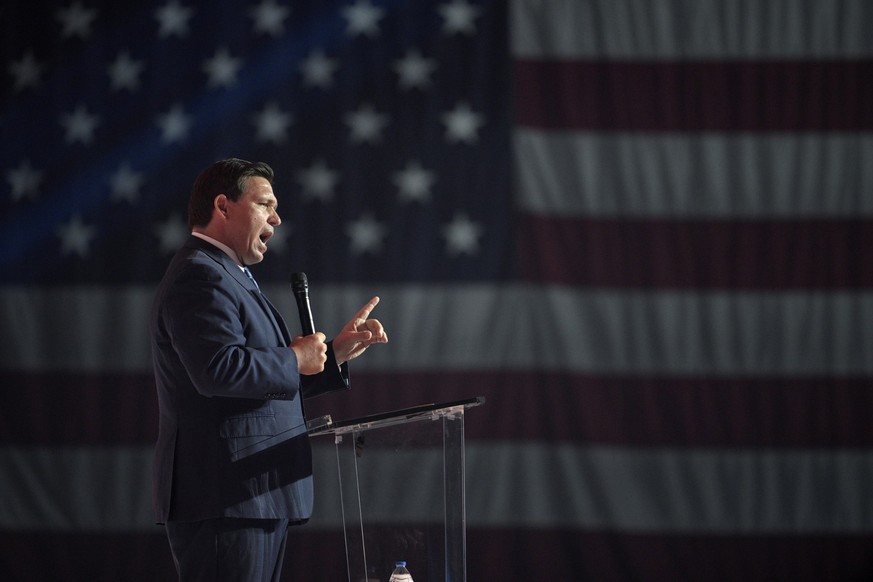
[188,158,275,229]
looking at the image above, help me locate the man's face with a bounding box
[223,176,281,265]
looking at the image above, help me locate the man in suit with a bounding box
[150,158,388,581]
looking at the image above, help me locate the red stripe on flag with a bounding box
[0,531,177,582]
[0,530,349,582]
[515,59,873,131]
[5,371,873,448]
[0,372,158,446]
[467,529,873,581]
[2,529,872,581]
[517,214,873,289]
[317,373,873,448]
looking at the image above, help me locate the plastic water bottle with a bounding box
[388,561,413,582]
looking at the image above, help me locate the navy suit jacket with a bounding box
[150,236,349,524]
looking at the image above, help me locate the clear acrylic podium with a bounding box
[309,397,484,582]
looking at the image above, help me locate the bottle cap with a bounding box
[395,561,407,567]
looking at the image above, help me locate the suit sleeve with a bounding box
[160,261,302,400]
[301,341,350,399]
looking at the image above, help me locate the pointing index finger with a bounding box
[354,296,380,320]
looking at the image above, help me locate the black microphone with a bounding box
[291,272,315,336]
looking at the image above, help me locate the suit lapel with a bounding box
[187,236,288,344]
[261,294,292,344]
[248,288,286,344]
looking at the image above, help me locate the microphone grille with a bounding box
[291,272,309,293]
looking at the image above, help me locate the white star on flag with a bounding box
[253,102,293,144]
[6,161,42,202]
[202,47,243,89]
[57,214,97,257]
[9,52,43,92]
[109,164,144,204]
[107,52,145,92]
[154,1,195,38]
[394,49,437,90]
[297,160,339,202]
[442,101,484,144]
[249,0,290,37]
[345,103,389,144]
[56,2,98,40]
[156,103,191,143]
[342,0,384,38]
[442,212,483,256]
[60,104,100,145]
[154,213,189,255]
[393,161,436,203]
[300,50,339,89]
[438,0,480,35]
[346,213,387,255]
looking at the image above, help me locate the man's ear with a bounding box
[214,194,228,218]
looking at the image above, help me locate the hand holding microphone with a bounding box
[290,272,326,374]
[290,332,328,375]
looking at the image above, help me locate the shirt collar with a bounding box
[191,231,245,270]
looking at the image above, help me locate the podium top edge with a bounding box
[308,396,485,435]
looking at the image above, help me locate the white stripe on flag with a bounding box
[3,443,873,533]
[511,0,873,59]
[4,286,873,375]
[515,130,873,217]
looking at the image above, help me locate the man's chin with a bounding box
[244,251,265,265]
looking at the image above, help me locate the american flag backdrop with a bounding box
[3,0,873,580]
